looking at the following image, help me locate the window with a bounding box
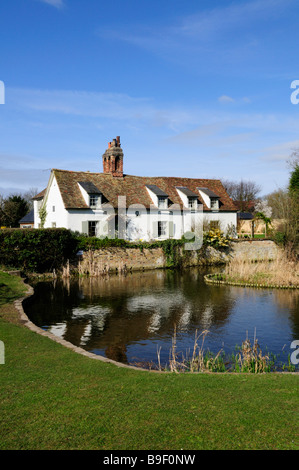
[88,221,97,237]
[158,196,167,209]
[90,195,99,208]
[211,198,219,210]
[158,221,167,237]
[188,198,197,210]
[52,206,55,212]
[52,222,56,228]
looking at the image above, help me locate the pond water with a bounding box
[24,268,299,370]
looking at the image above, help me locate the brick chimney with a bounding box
[102,136,124,177]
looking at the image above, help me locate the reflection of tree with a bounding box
[272,290,299,339]
[105,344,128,364]
[26,268,236,363]
[25,270,299,365]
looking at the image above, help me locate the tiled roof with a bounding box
[78,181,102,194]
[32,189,46,200]
[176,186,199,198]
[50,169,236,212]
[145,184,168,197]
[198,187,220,198]
[19,209,34,224]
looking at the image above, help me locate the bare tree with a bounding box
[288,148,299,170]
[23,187,39,211]
[221,179,261,212]
[266,188,289,220]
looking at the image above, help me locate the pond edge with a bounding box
[204,274,299,289]
[14,277,299,375]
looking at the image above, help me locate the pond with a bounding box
[24,268,299,370]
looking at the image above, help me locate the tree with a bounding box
[266,188,289,220]
[289,164,299,194]
[22,187,39,211]
[254,200,272,236]
[221,179,261,212]
[0,195,29,228]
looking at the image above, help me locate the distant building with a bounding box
[19,209,34,229]
[32,137,237,240]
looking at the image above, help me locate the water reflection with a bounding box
[24,268,299,367]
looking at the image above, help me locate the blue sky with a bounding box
[1,0,299,197]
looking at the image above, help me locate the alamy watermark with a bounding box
[290,80,299,104]
[0,340,4,364]
[0,80,5,104]
[290,340,299,365]
[92,196,204,251]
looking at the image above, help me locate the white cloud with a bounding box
[218,95,235,104]
[37,0,65,9]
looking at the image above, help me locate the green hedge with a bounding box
[0,229,231,273]
[0,229,78,272]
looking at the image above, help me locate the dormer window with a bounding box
[158,196,168,209]
[146,185,168,210]
[176,186,199,209]
[78,181,102,209]
[188,197,197,210]
[197,187,220,211]
[211,198,219,211]
[89,194,100,208]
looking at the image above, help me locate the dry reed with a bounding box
[225,252,299,287]
[159,326,272,373]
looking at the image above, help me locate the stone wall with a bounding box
[230,240,281,261]
[78,240,281,274]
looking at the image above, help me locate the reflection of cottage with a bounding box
[19,209,34,228]
[33,137,237,240]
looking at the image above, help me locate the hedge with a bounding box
[0,229,78,272]
[0,229,231,273]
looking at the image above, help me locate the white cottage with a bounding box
[33,137,237,241]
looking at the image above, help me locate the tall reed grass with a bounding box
[224,253,299,287]
[154,327,295,373]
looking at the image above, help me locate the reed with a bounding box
[159,327,275,373]
[224,252,299,287]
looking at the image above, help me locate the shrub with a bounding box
[203,229,230,248]
[0,228,78,272]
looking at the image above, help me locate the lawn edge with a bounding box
[10,275,299,376]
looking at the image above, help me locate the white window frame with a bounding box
[89,194,100,209]
[158,196,167,209]
[188,197,197,210]
[210,198,219,211]
[158,221,167,238]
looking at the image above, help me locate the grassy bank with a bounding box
[0,272,298,450]
[222,254,299,288]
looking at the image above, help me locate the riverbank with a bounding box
[0,271,298,450]
[205,253,299,289]
[72,239,281,275]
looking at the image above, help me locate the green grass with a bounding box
[0,272,298,450]
[0,271,27,307]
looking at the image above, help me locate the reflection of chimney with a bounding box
[102,136,124,177]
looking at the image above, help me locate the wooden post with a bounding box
[251,220,255,239]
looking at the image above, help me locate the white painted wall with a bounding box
[43,175,69,228]
[34,174,237,239]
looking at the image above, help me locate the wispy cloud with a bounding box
[262,140,299,162]
[218,95,251,105]
[98,0,295,75]
[37,0,65,9]
[218,95,235,104]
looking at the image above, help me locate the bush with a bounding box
[203,229,230,248]
[0,229,78,272]
[274,231,287,246]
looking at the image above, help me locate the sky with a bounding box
[1,0,299,198]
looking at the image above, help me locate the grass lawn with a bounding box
[0,272,298,450]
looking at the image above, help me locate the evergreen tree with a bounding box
[1,195,29,228]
